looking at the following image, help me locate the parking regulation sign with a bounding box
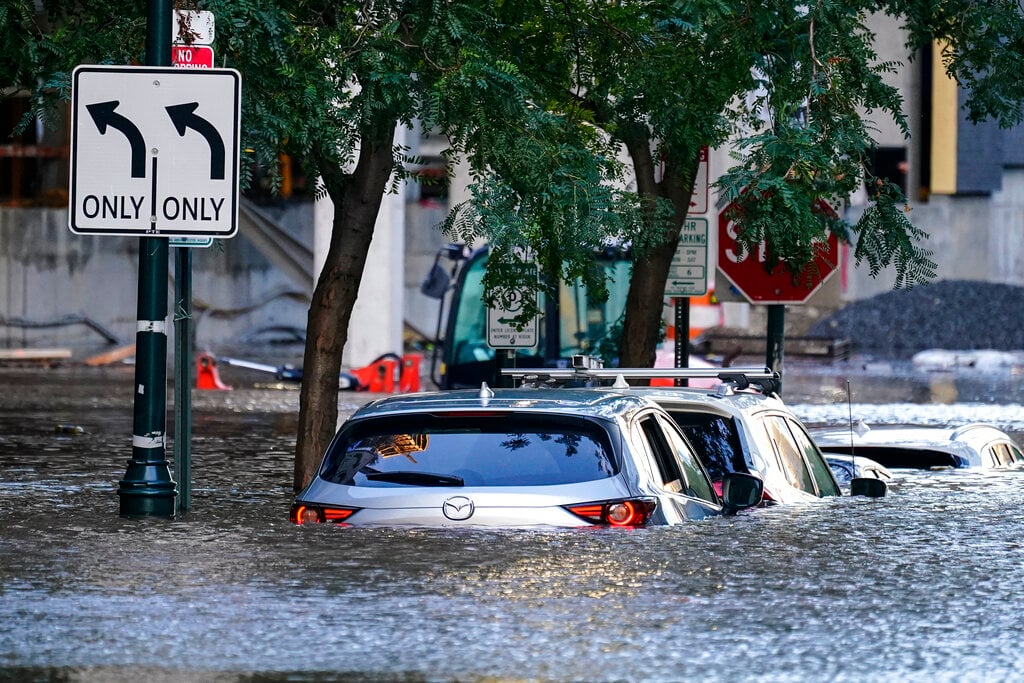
[665,218,709,297]
[486,264,539,349]
[68,65,241,237]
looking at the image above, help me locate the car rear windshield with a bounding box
[319,413,619,487]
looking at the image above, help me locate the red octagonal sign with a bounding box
[718,199,840,305]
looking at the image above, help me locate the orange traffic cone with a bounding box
[196,353,231,390]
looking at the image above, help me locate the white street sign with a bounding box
[169,236,214,248]
[666,217,709,297]
[172,10,215,45]
[487,306,538,348]
[653,144,709,214]
[69,65,241,237]
[487,264,539,349]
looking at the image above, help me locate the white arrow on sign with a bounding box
[68,65,241,238]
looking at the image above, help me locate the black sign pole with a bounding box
[673,297,689,386]
[765,303,785,396]
[118,0,176,517]
[173,245,193,514]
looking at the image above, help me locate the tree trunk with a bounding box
[619,143,701,369]
[293,123,397,491]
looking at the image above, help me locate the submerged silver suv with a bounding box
[291,385,763,527]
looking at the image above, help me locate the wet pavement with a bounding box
[2,361,1024,682]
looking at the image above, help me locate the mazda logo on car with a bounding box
[442,496,474,520]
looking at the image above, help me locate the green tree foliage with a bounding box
[478,0,1024,367]
[1,0,641,489]
[6,1,1024,485]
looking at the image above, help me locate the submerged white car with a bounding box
[502,360,886,503]
[811,422,1024,470]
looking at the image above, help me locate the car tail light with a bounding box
[565,498,657,527]
[290,503,358,525]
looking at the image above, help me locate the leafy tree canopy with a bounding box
[7,0,1024,482]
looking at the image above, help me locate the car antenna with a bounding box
[846,380,857,467]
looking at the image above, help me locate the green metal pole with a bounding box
[118,0,176,517]
[765,304,785,396]
[173,247,193,514]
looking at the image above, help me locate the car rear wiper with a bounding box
[363,471,465,487]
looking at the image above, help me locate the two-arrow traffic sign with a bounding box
[69,65,241,237]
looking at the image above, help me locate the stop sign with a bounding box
[718,200,839,304]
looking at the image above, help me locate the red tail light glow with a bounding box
[290,503,358,525]
[566,498,657,527]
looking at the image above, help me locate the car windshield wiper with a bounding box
[363,471,465,487]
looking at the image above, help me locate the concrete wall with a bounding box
[842,169,1024,301]
[1,208,140,349]
[0,204,312,356]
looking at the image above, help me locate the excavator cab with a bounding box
[422,245,632,389]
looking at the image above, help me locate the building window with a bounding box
[0,96,70,207]
[866,146,908,198]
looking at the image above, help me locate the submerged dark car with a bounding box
[291,386,763,527]
[823,453,895,485]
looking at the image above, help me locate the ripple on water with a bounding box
[5,373,1024,680]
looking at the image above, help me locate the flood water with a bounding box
[2,362,1024,682]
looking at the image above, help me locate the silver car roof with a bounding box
[622,386,789,419]
[349,386,664,422]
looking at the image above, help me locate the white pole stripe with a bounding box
[133,434,165,449]
[137,319,167,334]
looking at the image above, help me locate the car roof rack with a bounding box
[500,355,780,394]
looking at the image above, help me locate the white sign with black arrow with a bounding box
[69,65,241,237]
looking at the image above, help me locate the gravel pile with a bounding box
[808,279,1024,359]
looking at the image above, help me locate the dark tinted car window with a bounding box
[820,445,959,469]
[670,412,747,481]
[640,415,683,490]
[320,414,618,487]
[658,416,716,503]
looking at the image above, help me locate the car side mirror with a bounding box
[420,262,450,299]
[721,472,764,512]
[850,477,887,497]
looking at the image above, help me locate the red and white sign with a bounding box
[690,146,709,214]
[653,145,709,214]
[172,45,215,69]
[717,199,839,305]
